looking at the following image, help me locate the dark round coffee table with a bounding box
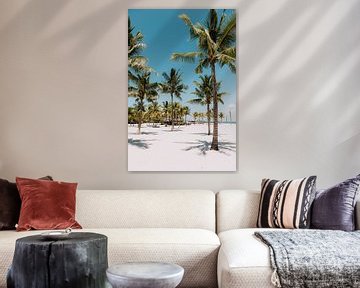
[7,232,108,288]
[106,262,184,288]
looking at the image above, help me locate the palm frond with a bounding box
[218,10,227,30]
[188,98,203,104]
[217,13,236,50]
[171,52,199,63]
[179,14,201,39]
[128,71,138,82]
[194,58,209,74]
[203,28,217,52]
[217,53,236,67]
[128,42,146,56]
[162,72,170,82]
[222,47,236,58]
[129,56,148,68]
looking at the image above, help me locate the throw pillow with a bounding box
[16,177,82,231]
[0,179,20,230]
[0,176,53,230]
[311,174,360,231]
[257,176,317,229]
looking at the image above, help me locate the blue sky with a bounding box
[128,9,236,121]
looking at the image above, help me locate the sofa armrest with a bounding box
[356,200,360,230]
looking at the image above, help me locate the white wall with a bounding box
[0,0,359,191]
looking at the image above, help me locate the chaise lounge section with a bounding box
[216,189,360,288]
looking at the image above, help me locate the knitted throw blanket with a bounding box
[255,230,360,288]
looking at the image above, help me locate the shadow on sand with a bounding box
[190,132,211,136]
[128,138,155,149]
[179,140,236,156]
[129,131,158,136]
[164,128,183,132]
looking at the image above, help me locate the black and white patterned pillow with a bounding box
[257,176,317,229]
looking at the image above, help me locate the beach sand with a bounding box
[128,123,236,171]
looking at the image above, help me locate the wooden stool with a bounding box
[7,232,108,288]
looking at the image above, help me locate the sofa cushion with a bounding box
[218,228,278,288]
[257,177,316,229]
[216,190,260,233]
[0,228,220,288]
[76,190,216,231]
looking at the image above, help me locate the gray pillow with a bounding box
[311,174,360,231]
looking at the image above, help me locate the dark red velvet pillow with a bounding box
[16,177,82,231]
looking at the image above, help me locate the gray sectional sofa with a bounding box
[0,189,359,288]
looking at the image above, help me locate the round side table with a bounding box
[106,262,184,288]
[7,232,108,288]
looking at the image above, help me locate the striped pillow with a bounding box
[257,176,317,229]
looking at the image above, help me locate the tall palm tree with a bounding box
[159,68,188,131]
[128,17,149,74]
[128,72,158,134]
[171,9,236,150]
[189,75,225,135]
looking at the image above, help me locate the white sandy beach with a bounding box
[128,123,236,171]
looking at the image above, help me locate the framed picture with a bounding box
[128,9,236,171]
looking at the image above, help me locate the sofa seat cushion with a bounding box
[218,228,281,288]
[0,228,219,288]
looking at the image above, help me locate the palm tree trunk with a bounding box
[137,113,142,134]
[207,103,211,135]
[210,63,219,150]
[171,93,174,131]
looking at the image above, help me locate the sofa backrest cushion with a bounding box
[216,190,260,233]
[217,190,360,233]
[76,190,216,231]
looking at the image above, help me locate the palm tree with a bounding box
[128,72,158,134]
[193,112,199,124]
[162,101,171,125]
[182,106,190,124]
[128,107,136,125]
[148,101,161,126]
[128,17,149,74]
[171,9,236,150]
[219,112,224,123]
[172,102,182,125]
[189,75,225,135]
[159,68,188,131]
[199,112,205,123]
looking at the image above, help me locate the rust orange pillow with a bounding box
[16,177,82,231]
